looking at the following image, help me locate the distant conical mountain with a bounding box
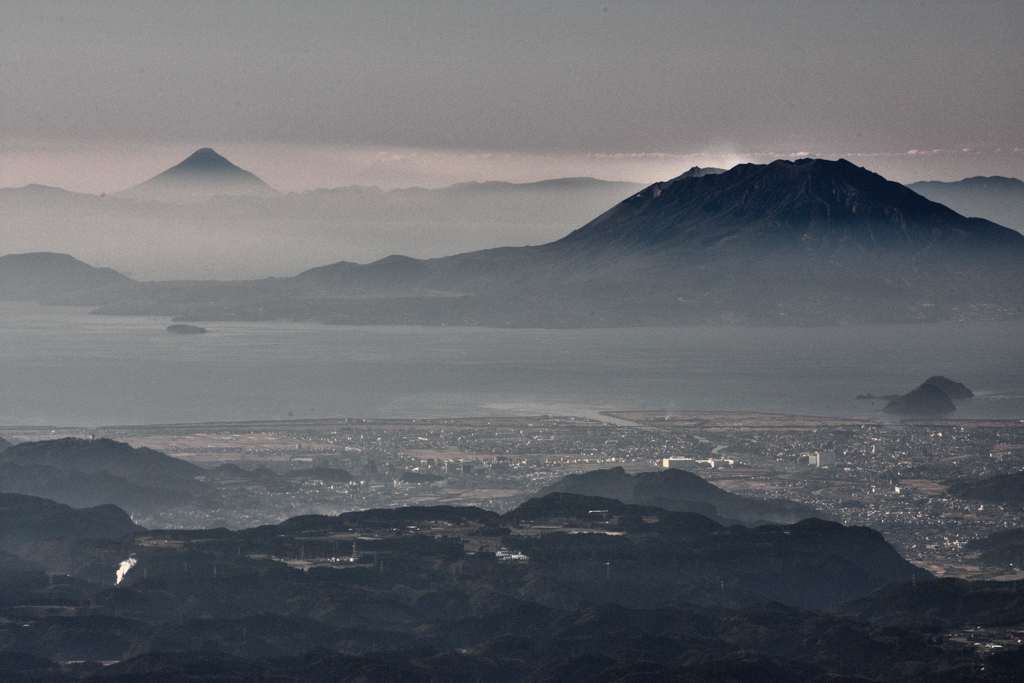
[120,147,274,202]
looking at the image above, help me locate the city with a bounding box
[9,410,1020,579]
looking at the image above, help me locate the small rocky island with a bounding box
[921,375,974,400]
[166,323,207,335]
[884,383,957,416]
[882,376,973,416]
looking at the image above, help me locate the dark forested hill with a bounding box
[0,438,206,515]
[0,490,1015,681]
[537,466,820,524]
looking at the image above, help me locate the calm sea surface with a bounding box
[1,302,1022,426]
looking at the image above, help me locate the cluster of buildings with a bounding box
[108,414,1023,577]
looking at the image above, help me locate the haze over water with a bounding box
[1,303,1021,427]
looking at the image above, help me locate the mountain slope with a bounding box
[537,466,819,525]
[0,174,640,279]
[300,158,1024,285]
[0,252,129,301]
[910,176,1024,232]
[554,158,1018,253]
[120,148,274,202]
[273,158,1024,324]
[0,438,206,514]
[0,493,140,549]
[499,492,923,609]
[0,492,141,574]
[0,438,200,483]
[77,158,1024,325]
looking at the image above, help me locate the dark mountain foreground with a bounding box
[0,493,140,575]
[537,465,820,524]
[0,489,1019,680]
[842,577,1024,629]
[0,493,139,549]
[0,438,207,515]
[966,529,1024,570]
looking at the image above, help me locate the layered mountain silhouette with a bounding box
[8,158,1024,325]
[0,161,639,279]
[295,157,1020,272]
[252,158,1024,325]
[911,175,1024,233]
[120,147,274,202]
[0,492,139,546]
[0,492,141,573]
[0,438,206,514]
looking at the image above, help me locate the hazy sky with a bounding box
[2,1,1022,192]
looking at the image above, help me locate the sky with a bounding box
[1,0,1022,192]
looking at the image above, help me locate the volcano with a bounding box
[120,148,274,202]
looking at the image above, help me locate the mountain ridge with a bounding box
[0,252,130,301]
[7,158,1024,326]
[271,158,1024,324]
[0,438,207,515]
[910,175,1024,232]
[0,169,642,278]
